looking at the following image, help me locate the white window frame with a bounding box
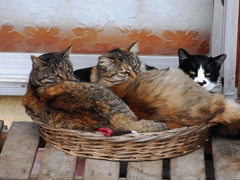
[0,0,238,97]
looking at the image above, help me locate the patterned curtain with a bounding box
[0,0,213,55]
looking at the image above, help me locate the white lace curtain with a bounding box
[0,0,213,55]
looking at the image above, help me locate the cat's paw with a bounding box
[130,120,168,133]
[143,120,168,132]
[131,131,138,134]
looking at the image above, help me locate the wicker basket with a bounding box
[27,110,215,161]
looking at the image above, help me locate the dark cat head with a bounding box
[178,48,226,91]
[91,41,156,86]
[29,46,75,88]
[98,41,156,72]
[74,42,157,83]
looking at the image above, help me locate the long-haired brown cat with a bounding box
[22,46,167,135]
[83,43,240,138]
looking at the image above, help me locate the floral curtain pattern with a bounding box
[0,0,213,55]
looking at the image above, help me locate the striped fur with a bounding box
[74,41,156,82]
[22,47,167,134]
[92,58,240,138]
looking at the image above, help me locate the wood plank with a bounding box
[212,136,240,180]
[170,148,206,180]
[0,120,5,152]
[0,121,39,180]
[83,158,120,180]
[0,120,3,133]
[235,0,240,87]
[126,161,163,180]
[38,143,78,180]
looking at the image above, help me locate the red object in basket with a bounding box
[96,128,113,137]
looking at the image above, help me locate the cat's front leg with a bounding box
[129,120,168,133]
[110,114,168,133]
[38,85,65,100]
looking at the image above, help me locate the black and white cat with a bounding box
[178,48,226,91]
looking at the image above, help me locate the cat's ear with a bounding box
[210,54,226,68]
[98,57,114,70]
[62,45,72,58]
[178,48,191,61]
[178,48,191,67]
[126,41,139,53]
[31,55,47,69]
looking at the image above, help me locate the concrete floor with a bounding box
[0,96,31,128]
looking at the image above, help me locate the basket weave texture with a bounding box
[28,110,215,161]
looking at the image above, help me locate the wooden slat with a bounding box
[38,143,78,180]
[170,148,206,180]
[0,120,4,133]
[212,136,240,180]
[0,121,39,180]
[0,120,5,151]
[126,161,163,180]
[83,159,120,180]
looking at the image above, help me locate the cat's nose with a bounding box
[197,81,207,86]
[128,66,137,79]
[59,74,68,81]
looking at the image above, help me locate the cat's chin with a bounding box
[203,83,216,91]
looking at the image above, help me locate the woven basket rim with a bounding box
[28,109,215,141]
[26,109,216,161]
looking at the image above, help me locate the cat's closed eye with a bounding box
[129,59,137,66]
[205,73,211,76]
[190,71,196,75]
[67,69,73,74]
[119,70,129,75]
[41,76,56,83]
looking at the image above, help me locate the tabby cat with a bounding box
[22,46,167,135]
[88,48,240,138]
[178,48,226,91]
[74,41,157,82]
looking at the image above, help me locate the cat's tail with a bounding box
[210,99,240,138]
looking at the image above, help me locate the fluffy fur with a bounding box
[22,46,167,134]
[89,49,240,138]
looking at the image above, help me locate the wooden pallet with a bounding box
[0,121,239,180]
